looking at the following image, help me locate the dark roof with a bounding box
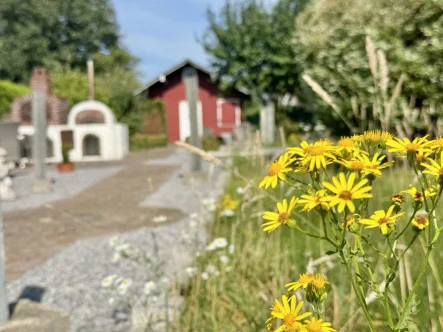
[137,59,248,98]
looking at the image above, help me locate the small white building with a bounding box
[10,68,128,163]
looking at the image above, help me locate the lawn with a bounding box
[178,152,443,332]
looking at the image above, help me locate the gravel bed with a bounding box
[6,150,228,332]
[3,166,124,212]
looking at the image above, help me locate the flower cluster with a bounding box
[259,131,443,331]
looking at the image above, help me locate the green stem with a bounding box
[395,209,417,241]
[339,251,377,332]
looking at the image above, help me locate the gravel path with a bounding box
[3,166,124,212]
[6,149,228,332]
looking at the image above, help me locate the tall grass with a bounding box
[178,153,443,331]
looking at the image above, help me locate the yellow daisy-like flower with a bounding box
[412,215,429,230]
[340,214,359,228]
[359,205,405,235]
[336,137,368,159]
[311,273,329,292]
[286,273,314,291]
[421,153,443,180]
[220,194,239,210]
[431,136,443,153]
[322,172,373,213]
[288,141,337,171]
[262,197,297,233]
[260,153,295,189]
[386,136,432,155]
[351,134,364,145]
[362,130,394,147]
[267,295,311,332]
[303,318,336,332]
[337,152,393,177]
[391,193,405,204]
[298,190,329,212]
[401,185,437,202]
[415,150,432,164]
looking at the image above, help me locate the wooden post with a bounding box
[260,103,275,145]
[0,201,9,321]
[181,67,202,171]
[31,90,51,193]
[87,59,95,101]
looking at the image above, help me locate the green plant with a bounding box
[61,144,71,163]
[0,80,29,118]
[129,134,167,151]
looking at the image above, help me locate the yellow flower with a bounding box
[431,136,443,152]
[298,190,329,212]
[267,295,312,332]
[415,150,432,164]
[311,273,328,292]
[288,141,337,171]
[262,197,297,233]
[401,185,437,202]
[220,194,239,210]
[303,318,336,332]
[260,153,295,189]
[391,193,405,204]
[322,173,373,213]
[340,214,359,228]
[286,273,314,291]
[386,136,432,155]
[359,205,405,235]
[412,215,429,230]
[351,134,364,145]
[421,153,443,181]
[362,130,394,147]
[337,152,393,177]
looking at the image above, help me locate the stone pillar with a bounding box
[0,148,16,201]
[31,91,51,193]
[181,67,202,171]
[260,103,275,145]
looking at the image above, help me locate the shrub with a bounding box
[129,134,167,151]
[0,80,29,119]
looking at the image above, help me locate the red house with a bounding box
[139,59,247,143]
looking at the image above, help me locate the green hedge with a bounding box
[0,80,29,118]
[129,134,167,151]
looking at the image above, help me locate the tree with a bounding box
[0,0,128,82]
[294,0,443,135]
[0,80,29,118]
[201,0,308,107]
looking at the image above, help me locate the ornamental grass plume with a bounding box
[258,133,443,332]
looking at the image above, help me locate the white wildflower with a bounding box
[206,265,216,274]
[236,187,245,195]
[222,209,235,217]
[108,297,115,305]
[102,274,117,288]
[117,279,132,295]
[185,266,197,277]
[112,252,121,263]
[228,244,235,254]
[201,272,209,280]
[214,270,220,277]
[159,277,170,286]
[152,296,159,303]
[109,236,118,247]
[201,198,215,206]
[225,266,232,272]
[214,237,228,248]
[153,215,167,223]
[189,213,199,219]
[206,242,217,251]
[115,243,130,253]
[195,251,201,257]
[144,281,156,295]
[189,220,198,228]
[220,255,230,264]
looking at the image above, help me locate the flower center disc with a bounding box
[414,216,427,225]
[339,190,352,200]
[439,168,443,177]
[305,146,325,156]
[283,314,296,327]
[268,162,282,176]
[306,321,323,332]
[405,143,420,152]
[378,217,389,225]
[278,212,289,222]
[350,161,365,171]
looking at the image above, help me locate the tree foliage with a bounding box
[0,0,135,82]
[201,0,308,105]
[294,0,443,134]
[0,80,29,118]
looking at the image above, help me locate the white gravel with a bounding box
[3,166,124,212]
[6,150,228,332]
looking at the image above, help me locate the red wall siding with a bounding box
[148,68,242,143]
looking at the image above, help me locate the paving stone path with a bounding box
[5,147,228,332]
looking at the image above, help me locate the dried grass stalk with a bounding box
[377,50,389,95]
[366,36,378,79]
[175,141,222,166]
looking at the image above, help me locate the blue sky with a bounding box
[112,0,277,84]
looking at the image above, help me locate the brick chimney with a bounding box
[30,67,51,95]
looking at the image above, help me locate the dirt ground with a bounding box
[3,147,185,281]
